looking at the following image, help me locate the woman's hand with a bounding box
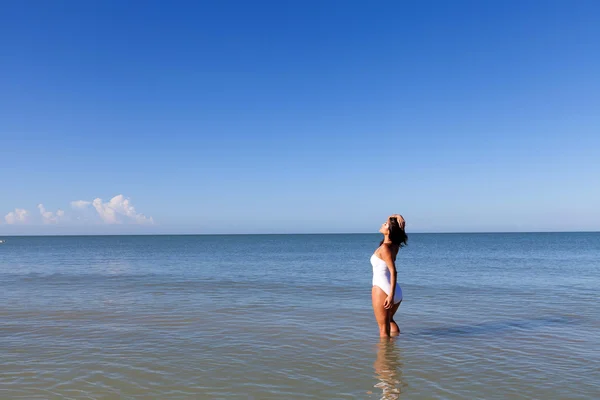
[390,214,405,229]
[383,295,394,309]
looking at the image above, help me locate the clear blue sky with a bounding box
[1,0,599,234]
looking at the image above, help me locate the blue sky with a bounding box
[1,0,599,234]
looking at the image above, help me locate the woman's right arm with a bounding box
[389,214,405,229]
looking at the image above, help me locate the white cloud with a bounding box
[91,195,153,225]
[3,195,153,226]
[37,204,65,224]
[5,208,30,224]
[71,200,92,209]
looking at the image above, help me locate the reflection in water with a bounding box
[373,339,405,399]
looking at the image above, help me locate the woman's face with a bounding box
[379,221,390,235]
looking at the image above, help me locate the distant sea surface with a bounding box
[1,233,599,399]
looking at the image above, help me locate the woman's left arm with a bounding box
[379,245,397,309]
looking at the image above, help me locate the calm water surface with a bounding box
[1,233,599,399]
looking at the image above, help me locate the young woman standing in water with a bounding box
[371,214,408,338]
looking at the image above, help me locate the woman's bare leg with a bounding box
[389,302,401,336]
[372,286,391,338]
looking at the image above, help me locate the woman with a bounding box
[371,214,408,338]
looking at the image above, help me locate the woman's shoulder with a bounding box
[379,243,393,256]
[380,243,400,258]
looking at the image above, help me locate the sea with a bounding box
[1,233,599,399]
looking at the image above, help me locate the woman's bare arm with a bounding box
[379,244,397,309]
[389,214,405,229]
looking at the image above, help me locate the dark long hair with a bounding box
[379,217,408,248]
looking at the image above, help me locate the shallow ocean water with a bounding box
[1,233,599,399]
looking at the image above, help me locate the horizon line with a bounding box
[1,230,599,238]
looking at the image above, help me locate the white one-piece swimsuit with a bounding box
[371,254,402,304]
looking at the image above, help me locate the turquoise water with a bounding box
[1,233,599,399]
